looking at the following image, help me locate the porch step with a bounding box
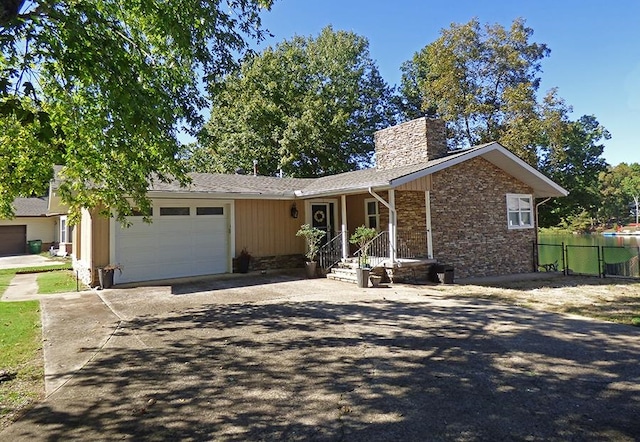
[326,265,358,284]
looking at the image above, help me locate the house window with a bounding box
[131,208,153,217]
[60,216,67,243]
[365,198,379,229]
[197,207,224,216]
[160,207,190,216]
[506,194,533,229]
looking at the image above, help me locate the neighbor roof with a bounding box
[13,197,50,217]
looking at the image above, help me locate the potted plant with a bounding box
[296,224,326,278]
[236,247,251,273]
[98,263,122,289]
[349,225,377,288]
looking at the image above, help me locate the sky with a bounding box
[250,0,640,166]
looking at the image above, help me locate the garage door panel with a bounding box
[114,205,230,284]
[0,225,27,256]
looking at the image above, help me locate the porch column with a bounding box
[389,189,396,263]
[425,191,434,259]
[341,194,348,260]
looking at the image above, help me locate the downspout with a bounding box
[425,191,434,259]
[535,197,552,234]
[368,187,396,264]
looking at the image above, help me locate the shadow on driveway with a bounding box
[2,284,640,441]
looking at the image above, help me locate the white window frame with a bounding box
[364,198,380,230]
[506,193,534,229]
[60,215,67,243]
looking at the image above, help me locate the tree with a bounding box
[1,0,272,222]
[400,18,611,228]
[400,18,550,161]
[537,115,610,226]
[599,163,640,225]
[189,26,397,177]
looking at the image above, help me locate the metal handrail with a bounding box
[318,233,344,270]
[354,231,389,268]
[396,230,429,259]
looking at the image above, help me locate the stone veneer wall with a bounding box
[233,254,305,273]
[374,117,448,170]
[430,157,536,278]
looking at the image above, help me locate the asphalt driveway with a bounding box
[2,274,640,441]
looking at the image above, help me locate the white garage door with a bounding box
[113,203,230,284]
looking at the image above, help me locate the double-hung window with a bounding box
[365,198,379,230]
[506,194,533,229]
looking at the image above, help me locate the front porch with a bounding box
[316,203,439,284]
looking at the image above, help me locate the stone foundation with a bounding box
[233,254,306,273]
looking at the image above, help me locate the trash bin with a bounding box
[437,265,454,284]
[27,239,42,254]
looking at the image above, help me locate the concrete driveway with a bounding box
[0,254,59,270]
[2,274,640,441]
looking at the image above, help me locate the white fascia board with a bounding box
[294,185,392,199]
[389,142,568,198]
[480,144,569,197]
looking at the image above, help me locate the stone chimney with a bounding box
[374,117,448,171]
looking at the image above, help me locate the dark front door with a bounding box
[0,225,27,256]
[311,203,330,246]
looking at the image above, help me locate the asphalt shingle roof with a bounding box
[48,142,565,199]
[149,173,314,197]
[13,197,49,217]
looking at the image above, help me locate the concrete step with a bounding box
[330,267,357,277]
[326,272,357,284]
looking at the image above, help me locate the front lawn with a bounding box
[37,270,87,294]
[0,301,43,430]
[0,270,16,297]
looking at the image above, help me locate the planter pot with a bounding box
[356,268,370,288]
[305,261,318,278]
[369,275,382,287]
[98,268,114,289]
[237,255,251,273]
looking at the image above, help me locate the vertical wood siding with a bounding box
[397,175,431,191]
[235,200,306,257]
[92,210,110,268]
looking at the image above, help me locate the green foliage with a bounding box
[1,0,272,222]
[599,163,640,224]
[349,225,377,263]
[400,18,550,160]
[296,224,326,261]
[190,26,397,177]
[558,210,593,234]
[537,115,610,226]
[400,18,611,228]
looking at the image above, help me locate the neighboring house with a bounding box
[0,197,66,256]
[49,118,568,286]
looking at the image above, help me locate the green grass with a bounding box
[0,301,44,429]
[0,271,16,297]
[36,270,85,294]
[16,263,72,274]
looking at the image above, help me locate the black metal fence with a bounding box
[536,241,640,278]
